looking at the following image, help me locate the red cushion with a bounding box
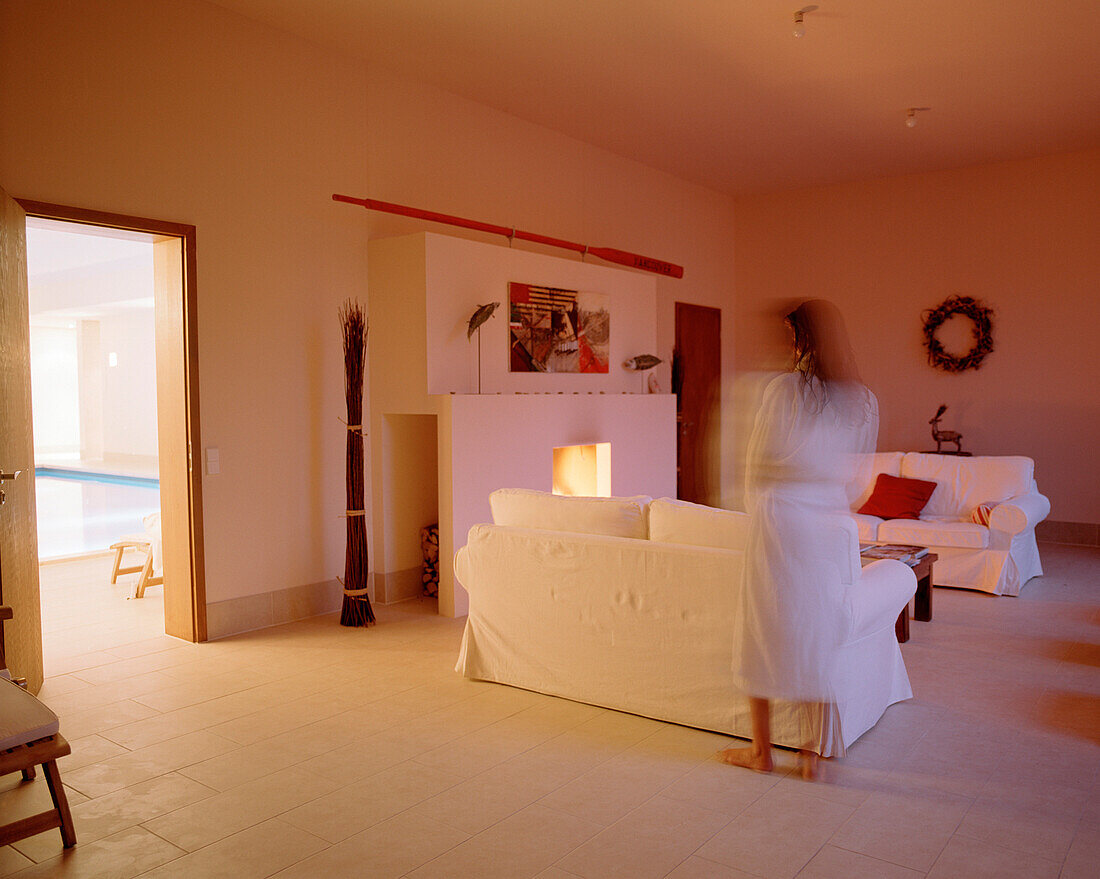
[857,473,937,520]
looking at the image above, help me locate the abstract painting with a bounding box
[508,282,609,373]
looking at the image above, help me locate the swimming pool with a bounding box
[35,467,160,560]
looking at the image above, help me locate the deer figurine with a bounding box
[929,404,963,453]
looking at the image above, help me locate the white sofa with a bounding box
[455,490,917,757]
[851,453,1050,596]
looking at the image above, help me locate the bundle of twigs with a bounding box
[339,300,375,627]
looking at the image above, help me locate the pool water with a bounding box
[35,468,160,560]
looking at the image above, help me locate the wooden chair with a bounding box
[0,610,76,849]
[109,538,163,599]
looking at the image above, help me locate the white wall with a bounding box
[2,0,735,623]
[733,150,1100,525]
[30,311,158,465]
[28,324,80,456]
[423,233,659,395]
[28,238,159,466]
[99,308,158,459]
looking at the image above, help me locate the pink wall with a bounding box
[733,150,1100,524]
[0,1,737,613]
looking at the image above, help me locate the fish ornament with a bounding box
[467,302,500,340]
[622,354,663,371]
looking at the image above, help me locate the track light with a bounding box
[906,107,931,128]
[793,5,819,38]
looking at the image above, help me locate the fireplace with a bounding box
[552,443,611,497]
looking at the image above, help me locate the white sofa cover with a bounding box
[850,453,1050,596]
[455,491,917,757]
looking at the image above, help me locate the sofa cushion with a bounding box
[648,498,749,551]
[0,678,60,751]
[852,513,882,543]
[649,500,858,583]
[489,489,651,539]
[900,454,1034,519]
[848,452,904,509]
[877,517,989,549]
[857,473,937,520]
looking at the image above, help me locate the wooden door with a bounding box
[153,236,203,641]
[674,302,721,506]
[0,186,43,691]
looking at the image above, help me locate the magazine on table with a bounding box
[859,543,930,564]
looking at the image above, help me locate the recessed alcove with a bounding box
[377,413,438,603]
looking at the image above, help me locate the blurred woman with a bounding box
[719,299,877,779]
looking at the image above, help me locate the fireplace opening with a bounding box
[552,442,611,497]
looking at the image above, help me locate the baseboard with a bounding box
[374,566,424,604]
[203,569,428,640]
[1036,520,1100,547]
[206,578,344,640]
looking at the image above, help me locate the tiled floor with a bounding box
[2,544,1097,878]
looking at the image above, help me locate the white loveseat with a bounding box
[455,490,917,757]
[851,453,1050,596]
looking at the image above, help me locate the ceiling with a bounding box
[209,1,1099,195]
[27,220,155,320]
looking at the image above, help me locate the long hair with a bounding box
[786,299,863,407]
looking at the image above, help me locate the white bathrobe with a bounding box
[731,372,878,703]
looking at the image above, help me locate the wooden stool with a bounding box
[0,678,76,849]
[109,539,163,599]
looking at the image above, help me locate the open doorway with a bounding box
[674,302,721,507]
[28,219,167,656]
[18,201,206,659]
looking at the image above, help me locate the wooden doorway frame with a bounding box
[17,199,207,642]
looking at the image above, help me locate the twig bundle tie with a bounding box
[338,299,376,627]
[339,418,366,436]
[335,576,372,598]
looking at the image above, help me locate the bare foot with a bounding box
[799,749,819,781]
[717,746,773,773]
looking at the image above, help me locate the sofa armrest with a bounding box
[846,560,916,641]
[989,491,1051,536]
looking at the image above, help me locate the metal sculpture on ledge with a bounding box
[929,404,966,455]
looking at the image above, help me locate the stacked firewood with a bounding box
[421,524,440,598]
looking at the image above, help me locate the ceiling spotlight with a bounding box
[905,107,931,128]
[793,5,819,38]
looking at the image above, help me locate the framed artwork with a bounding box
[508,282,609,373]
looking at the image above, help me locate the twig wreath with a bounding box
[922,295,995,373]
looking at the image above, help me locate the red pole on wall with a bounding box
[332,194,684,279]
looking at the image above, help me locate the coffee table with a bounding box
[860,550,937,643]
[909,552,936,624]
